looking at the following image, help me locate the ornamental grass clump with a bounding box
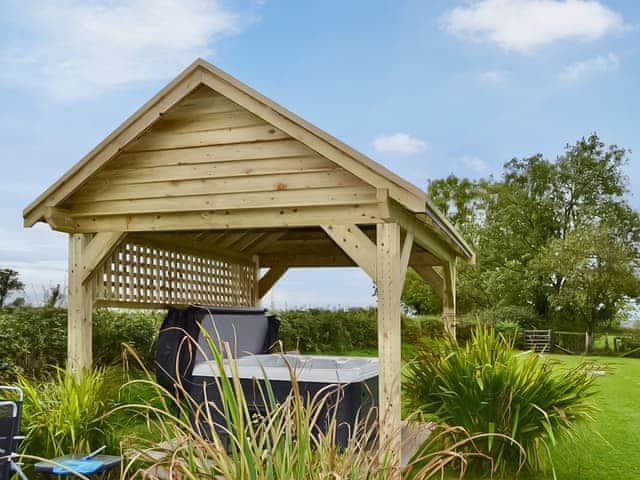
[117,330,490,479]
[18,367,118,459]
[403,325,597,477]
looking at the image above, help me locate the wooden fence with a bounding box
[522,329,552,352]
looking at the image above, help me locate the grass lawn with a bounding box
[533,354,640,480]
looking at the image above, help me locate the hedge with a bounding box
[1,306,448,381]
[0,307,161,381]
[277,309,445,354]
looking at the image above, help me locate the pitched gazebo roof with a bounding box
[23,58,473,264]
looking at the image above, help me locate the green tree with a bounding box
[410,134,640,325]
[404,176,491,314]
[401,269,442,314]
[427,175,487,237]
[0,269,24,308]
[532,226,640,349]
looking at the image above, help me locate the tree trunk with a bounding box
[585,325,594,353]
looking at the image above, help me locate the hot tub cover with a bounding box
[155,305,280,398]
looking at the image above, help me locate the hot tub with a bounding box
[190,354,379,448]
[192,354,378,383]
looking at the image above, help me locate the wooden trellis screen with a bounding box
[92,240,258,308]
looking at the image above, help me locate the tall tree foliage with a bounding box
[404,134,640,332]
[532,227,640,336]
[0,268,24,307]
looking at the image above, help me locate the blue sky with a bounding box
[1,0,639,307]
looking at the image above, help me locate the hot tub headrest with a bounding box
[193,306,272,363]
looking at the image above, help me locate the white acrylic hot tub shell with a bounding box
[192,354,379,383]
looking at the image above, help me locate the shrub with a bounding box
[455,322,475,345]
[403,325,597,476]
[494,320,521,345]
[18,367,120,459]
[277,308,378,353]
[401,316,423,344]
[618,335,640,357]
[416,315,444,339]
[0,307,161,380]
[477,305,540,328]
[277,308,439,354]
[0,307,67,380]
[93,309,162,369]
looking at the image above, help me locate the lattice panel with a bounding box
[93,241,257,308]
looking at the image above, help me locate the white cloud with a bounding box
[442,0,624,53]
[0,0,250,100]
[559,52,620,82]
[478,69,509,86]
[460,156,491,175]
[373,133,428,155]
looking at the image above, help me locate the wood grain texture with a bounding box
[24,67,204,226]
[70,169,363,203]
[399,232,414,288]
[80,232,126,283]
[442,260,457,338]
[24,60,473,272]
[67,186,377,217]
[376,222,402,477]
[258,265,288,299]
[411,264,444,298]
[126,124,289,152]
[109,140,315,169]
[51,204,385,233]
[387,199,458,263]
[92,239,257,308]
[68,233,94,376]
[321,224,376,280]
[91,156,335,185]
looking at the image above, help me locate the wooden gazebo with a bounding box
[23,58,473,473]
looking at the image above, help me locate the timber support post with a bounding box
[442,260,457,338]
[67,233,94,377]
[376,222,402,477]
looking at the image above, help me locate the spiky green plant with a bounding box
[18,367,118,459]
[403,325,597,476]
[117,328,491,479]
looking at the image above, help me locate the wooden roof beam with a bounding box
[24,67,205,226]
[400,232,414,287]
[80,232,126,284]
[411,264,444,299]
[259,253,356,268]
[44,204,386,233]
[386,199,458,264]
[258,266,288,299]
[321,224,377,280]
[127,232,254,266]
